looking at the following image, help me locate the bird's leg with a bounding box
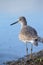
[25,43,28,61]
[26,43,28,56]
[24,43,28,65]
[30,44,33,59]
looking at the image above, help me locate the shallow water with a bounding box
[0,13,43,65]
[0,42,43,65]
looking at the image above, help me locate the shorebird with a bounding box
[10,16,43,59]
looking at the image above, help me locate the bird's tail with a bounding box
[33,36,43,46]
[38,37,43,43]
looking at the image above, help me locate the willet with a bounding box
[10,16,43,59]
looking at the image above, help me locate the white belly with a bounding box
[19,34,34,43]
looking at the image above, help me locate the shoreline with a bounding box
[4,50,43,65]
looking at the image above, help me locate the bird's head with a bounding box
[10,16,27,26]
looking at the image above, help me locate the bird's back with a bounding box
[19,25,38,41]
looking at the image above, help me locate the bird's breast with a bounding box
[19,33,34,43]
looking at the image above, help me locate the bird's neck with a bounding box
[20,22,27,28]
[21,20,27,27]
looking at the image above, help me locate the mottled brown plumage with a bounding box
[10,16,43,59]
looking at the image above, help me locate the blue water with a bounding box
[0,13,43,65]
[0,42,43,65]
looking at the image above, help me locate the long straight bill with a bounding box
[10,21,18,26]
